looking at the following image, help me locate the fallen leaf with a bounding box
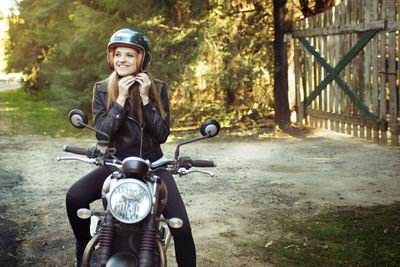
[284,244,299,249]
[264,240,274,248]
[311,253,320,259]
[303,237,308,247]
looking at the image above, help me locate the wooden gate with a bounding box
[291,0,400,146]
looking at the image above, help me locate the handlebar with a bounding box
[59,145,216,177]
[191,160,216,168]
[63,145,89,156]
[177,156,216,168]
[63,145,103,158]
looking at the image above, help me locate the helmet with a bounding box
[107,28,152,72]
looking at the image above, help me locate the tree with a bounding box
[272,0,336,125]
[273,0,291,124]
[299,0,336,17]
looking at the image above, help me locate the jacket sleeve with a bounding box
[92,82,128,141]
[142,82,170,144]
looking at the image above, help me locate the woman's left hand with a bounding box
[136,72,151,105]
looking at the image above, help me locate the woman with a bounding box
[66,28,196,267]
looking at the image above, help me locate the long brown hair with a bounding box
[106,71,166,125]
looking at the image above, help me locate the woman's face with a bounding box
[114,47,138,76]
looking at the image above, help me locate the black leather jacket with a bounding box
[92,78,170,162]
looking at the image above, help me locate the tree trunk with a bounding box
[273,0,290,124]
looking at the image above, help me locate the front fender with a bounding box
[106,252,138,267]
[81,234,100,267]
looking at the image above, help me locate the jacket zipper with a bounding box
[127,116,144,158]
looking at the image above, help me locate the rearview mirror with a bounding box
[200,119,220,137]
[68,109,88,129]
[174,119,220,160]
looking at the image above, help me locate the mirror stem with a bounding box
[78,121,110,140]
[174,134,210,160]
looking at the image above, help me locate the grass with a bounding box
[0,88,91,137]
[238,203,400,266]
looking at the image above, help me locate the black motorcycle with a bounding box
[57,109,220,267]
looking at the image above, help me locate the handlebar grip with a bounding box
[63,145,89,156]
[191,160,216,167]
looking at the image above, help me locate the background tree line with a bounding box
[4,0,334,128]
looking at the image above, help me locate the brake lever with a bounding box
[57,156,96,164]
[177,168,214,177]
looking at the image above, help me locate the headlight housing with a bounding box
[108,180,152,223]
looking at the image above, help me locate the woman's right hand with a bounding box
[116,75,136,106]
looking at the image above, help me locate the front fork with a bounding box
[81,216,169,267]
[80,211,115,267]
[97,211,114,266]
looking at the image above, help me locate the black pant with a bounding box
[66,166,196,267]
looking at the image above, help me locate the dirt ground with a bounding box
[0,128,399,267]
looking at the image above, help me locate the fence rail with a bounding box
[291,0,399,146]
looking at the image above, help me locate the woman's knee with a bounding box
[66,185,84,207]
[171,222,193,239]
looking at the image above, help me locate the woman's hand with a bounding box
[135,73,151,105]
[116,75,136,106]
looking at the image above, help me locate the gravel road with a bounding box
[0,129,399,266]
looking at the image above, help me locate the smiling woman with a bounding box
[66,28,197,267]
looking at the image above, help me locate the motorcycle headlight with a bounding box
[108,180,152,224]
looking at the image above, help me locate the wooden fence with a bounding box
[291,0,400,146]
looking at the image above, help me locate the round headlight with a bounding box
[108,180,152,224]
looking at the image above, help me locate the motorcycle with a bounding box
[57,109,220,267]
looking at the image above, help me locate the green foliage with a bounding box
[5,12,47,94]
[0,86,280,139]
[238,204,400,266]
[5,0,277,127]
[0,88,91,137]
